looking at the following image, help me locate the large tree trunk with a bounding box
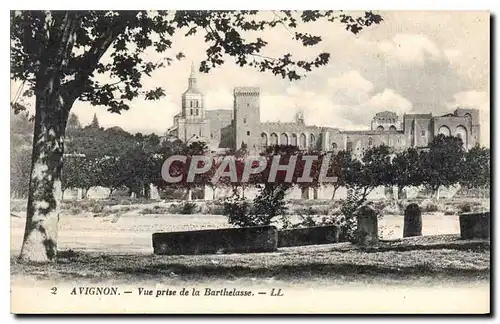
[18,12,80,263]
[19,81,72,263]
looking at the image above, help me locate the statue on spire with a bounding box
[188,61,197,89]
[190,61,196,77]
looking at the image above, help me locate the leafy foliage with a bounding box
[224,182,290,228]
[11,10,383,114]
[350,144,392,199]
[252,183,289,224]
[421,134,465,193]
[460,145,490,189]
[10,147,32,198]
[223,190,253,227]
[390,147,425,190]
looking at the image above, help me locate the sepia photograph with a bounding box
[9,8,491,314]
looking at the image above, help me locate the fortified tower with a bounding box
[233,87,261,151]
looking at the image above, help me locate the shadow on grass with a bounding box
[111,262,490,281]
[11,248,490,283]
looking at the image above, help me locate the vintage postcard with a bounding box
[10,10,490,314]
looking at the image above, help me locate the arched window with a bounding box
[456,125,467,148]
[465,113,472,119]
[195,101,199,108]
[438,125,451,137]
[280,133,289,146]
[260,133,268,147]
[368,137,373,147]
[309,134,316,149]
[270,133,278,146]
[290,133,298,146]
[299,133,306,149]
[389,125,397,131]
[332,142,337,150]
[377,126,384,131]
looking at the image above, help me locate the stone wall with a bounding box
[152,226,278,255]
[278,225,341,247]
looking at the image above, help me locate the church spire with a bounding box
[190,61,195,77]
[188,61,197,89]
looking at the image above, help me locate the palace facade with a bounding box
[167,68,481,156]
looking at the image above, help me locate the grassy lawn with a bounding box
[10,198,490,287]
[11,242,490,287]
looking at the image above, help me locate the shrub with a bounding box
[289,212,356,242]
[458,202,473,213]
[224,184,290,227]
[70,207,83,215]
[223,192,252,227]
[91,204,105,213]
[178,202,198,214]
[290,205,330,216]
[167,202,200,214]
[291,214,319,228]
[282,189,364,241]
[340,188,367,219]
[421,199,440,212]
[140,206,169,215]
[252,184,289,221]
[328,213,357,242]
[381,202,401,215]
[206,202,225,215]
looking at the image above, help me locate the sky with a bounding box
[12,10,491,146]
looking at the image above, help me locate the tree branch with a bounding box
[65,12,140,100]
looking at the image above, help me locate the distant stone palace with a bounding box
[167,65,481,156]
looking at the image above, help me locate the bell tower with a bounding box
[182,62,204,119]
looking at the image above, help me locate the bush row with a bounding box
[11,196,488,218]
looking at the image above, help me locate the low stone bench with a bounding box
[459,211,490,240]
[152,226,278,255]
[278,225,341,247]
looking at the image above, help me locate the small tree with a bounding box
[391,148,425,197]
[327,150,358,200]
[421,134,465,199]
[61,154,100,199]
[460,145,490,190]
[353,145,392,200]
[95,156,123,196]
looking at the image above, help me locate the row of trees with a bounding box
[13,118,489,201]
[11,112,182,199]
